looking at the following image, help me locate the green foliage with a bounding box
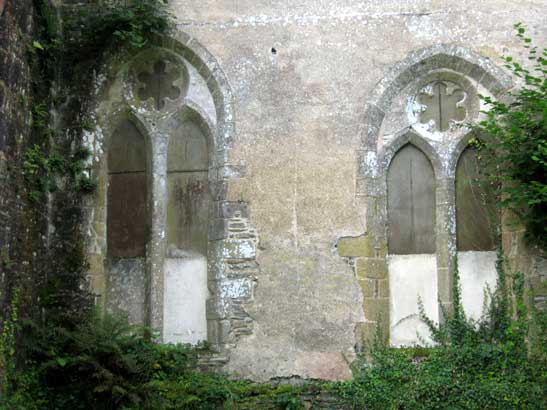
[62,0,173,53]
[23,144,94,201]
[472,23,547,251]
[24,0,173,200]
[337,251,547,410]
[1,312,194,410]
[2,259,544,409]
[0,288,20,396]
[0,312,312,410]
[7,1,175,378]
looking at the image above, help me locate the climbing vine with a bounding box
[0,288,19,397]
[25,0,173,201]
[472,24,547,251]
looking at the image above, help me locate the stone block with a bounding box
[377,279,389,298]
[358,279,375,298]
[208,218,228,240]
[87,253,105,276]
[437,267,451,303]
[355,321,388,349]
[356,258,388,279]
[364,298,389,323]
[220,200,249,218]
[210,180,228,200]
[339,234,387,259]
[436,248,452,270]
[89,274,106,297]
[357,321,376,341]
[221,239,256,260]
[220,278,254,300]
[338,234,373,257]
[206,298,222,320]
[530,276,547,297]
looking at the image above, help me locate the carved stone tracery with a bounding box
[416,80,466,132]
[137,60,182,110]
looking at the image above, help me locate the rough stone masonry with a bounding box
[54,0,547,382]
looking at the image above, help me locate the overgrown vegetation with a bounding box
[1,0,175,403]
[337,249,546,410]
[2,252,545,409]
[472,23,547,251]
[13,0,176,346]
[0,311,312,410]
[0,288,19,397]
[26,0,173,201]
[1,7,545,410]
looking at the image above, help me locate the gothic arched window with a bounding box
[387,144,436,254]
[387,143,438,347]
[107,119,148,258]
[456,147,497,252]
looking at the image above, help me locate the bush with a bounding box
[0,311,312,410]
[1,313,196,410]
[473,23,547,251]
[337,252,547,410]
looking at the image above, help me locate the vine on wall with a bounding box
[0,0,174,397]
[473,24,547,252]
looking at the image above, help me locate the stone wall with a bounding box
[0,0,36,316]
[160,0,546,381]
[0,0,545,387]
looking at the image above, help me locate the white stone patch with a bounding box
[163,254,208,345]
[220,278,253,300]
[222,239,256,260]
[389,254,438,347]
[458,251,497,321]
[363,151,378,177]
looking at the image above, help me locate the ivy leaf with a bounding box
[33,40,45,50]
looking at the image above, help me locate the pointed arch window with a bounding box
[387,144,436,254]
[456,147,498,251]
[107,119,148,258]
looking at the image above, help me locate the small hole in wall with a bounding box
[271,47,277,55]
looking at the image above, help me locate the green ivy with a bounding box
[0,288,19,397]
[472,23,547,251]
[25,0,173,201]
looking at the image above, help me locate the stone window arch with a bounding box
[387,143,436,255]
[85,33,258,353]
[348,45,511,347]
[455,145,498,252]
[386,142,439,346]
[454,143,499,320]
[105,116,151,325]
[107,118,149,259]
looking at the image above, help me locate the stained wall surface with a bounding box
[149,0,545,381]
[164,116,211,345]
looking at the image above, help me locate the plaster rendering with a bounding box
[80,0,547,382]
[389,254,438,347]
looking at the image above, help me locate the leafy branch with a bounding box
[473,23,547,251]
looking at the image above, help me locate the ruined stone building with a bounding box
[1,0,546,382]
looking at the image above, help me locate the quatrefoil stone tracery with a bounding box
[137,60,181,110]
[415,80,467,132]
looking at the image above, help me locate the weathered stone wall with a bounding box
[164,0,547,381]
[0,0,36,316]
